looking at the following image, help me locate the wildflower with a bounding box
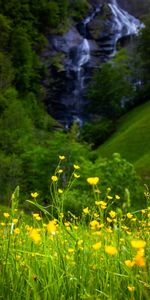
[92,242,101,250]
[107,217,112,223]
[59,155,65,160]
[128,286,135,292]
[29,229,41,244]
[131,240,146,249]
[127,213,133,219]
[94,213,99,218]
[83,207,90,214]
[31,192,39,198]
[134,252,145,267]
[133,248,144,266]
[58,188,63,194]
[106,227,112,233]
[115,195,120,200]
[107,195,113,200]
[105,246,118,255]
[107,187,111,192]
[12,218,18,224]
[73,164,80,170]
[77,240,83,246]
[47,220,57,235]
[14,228,20,235]
[3,213,10,218]
[125,260,135,267]
[58,169,63,174]
[68,248,74,253]
[87,177,99,185]
[73,173,80,179]
[90,220,100,229]
[51,175,58,182]
[95,200,101,205]
[109,211,116,219]
[33,213,40,218]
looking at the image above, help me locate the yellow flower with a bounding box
[12,218,18,224]
[83,207,90,214]
[68,248,74,253]
[14,228,20,235]
[109,211,116,219]
[58,169,63,174]
[127,213,133,219]
[115,195,120,200]
[107,217,112,223]
[134,253,145,267]
[59,155,65,160]
[33,213,40,218]
[58,188,63,194]
[3,213,10,218]
[95,201,101,206]
[51,175,58,182]
[131,240,146,249]
[128,286,135,292]
[107,195,113,200]
[87,177,99,185]
[90,220,99,229]
[47,220,57,235]
[105,227,112,233]
[29,229,41,244]
[73,164,80,170]
[92,242,101,250]
[125,260,135,267]
[31,192,39,198]
[73,173,80,179]
[105,246,118,255]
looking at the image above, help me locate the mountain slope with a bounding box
[96,101,150,184]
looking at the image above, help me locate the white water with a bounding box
[109,0,143,43]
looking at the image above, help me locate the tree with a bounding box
[88,50,134,120]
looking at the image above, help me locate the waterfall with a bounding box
[108,0,143,43]
[49,0,143,127]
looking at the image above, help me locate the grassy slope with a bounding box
[96,101,150,184]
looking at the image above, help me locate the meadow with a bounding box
[0,157,150,300]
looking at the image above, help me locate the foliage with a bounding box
[81,118,115,148]
[88,50,135,120]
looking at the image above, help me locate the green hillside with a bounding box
[96,101,150,184]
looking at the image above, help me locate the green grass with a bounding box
[96,101,150,184]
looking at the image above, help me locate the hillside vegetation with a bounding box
[96,101,150,184]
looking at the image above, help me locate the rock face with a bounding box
[44,0,144,126]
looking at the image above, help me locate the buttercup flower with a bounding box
[87,177,99,185]
[73,164,80,170]
[83,207,90,214]
[105,246,118,255]
[128,286,135,292]
[92,242,101,250]
[51,175,58,182]
[125,260,135,267]
[131,240,146,249]
[3,213,10,218]
[73,173,80,179]
[31,192,39,198]
[59,155,65,160]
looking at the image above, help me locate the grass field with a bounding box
[96,101,150,185]
[0,178,150,300]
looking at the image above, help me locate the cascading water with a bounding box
[48,0,143,127]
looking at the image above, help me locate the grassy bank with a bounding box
[96,101,150,185]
